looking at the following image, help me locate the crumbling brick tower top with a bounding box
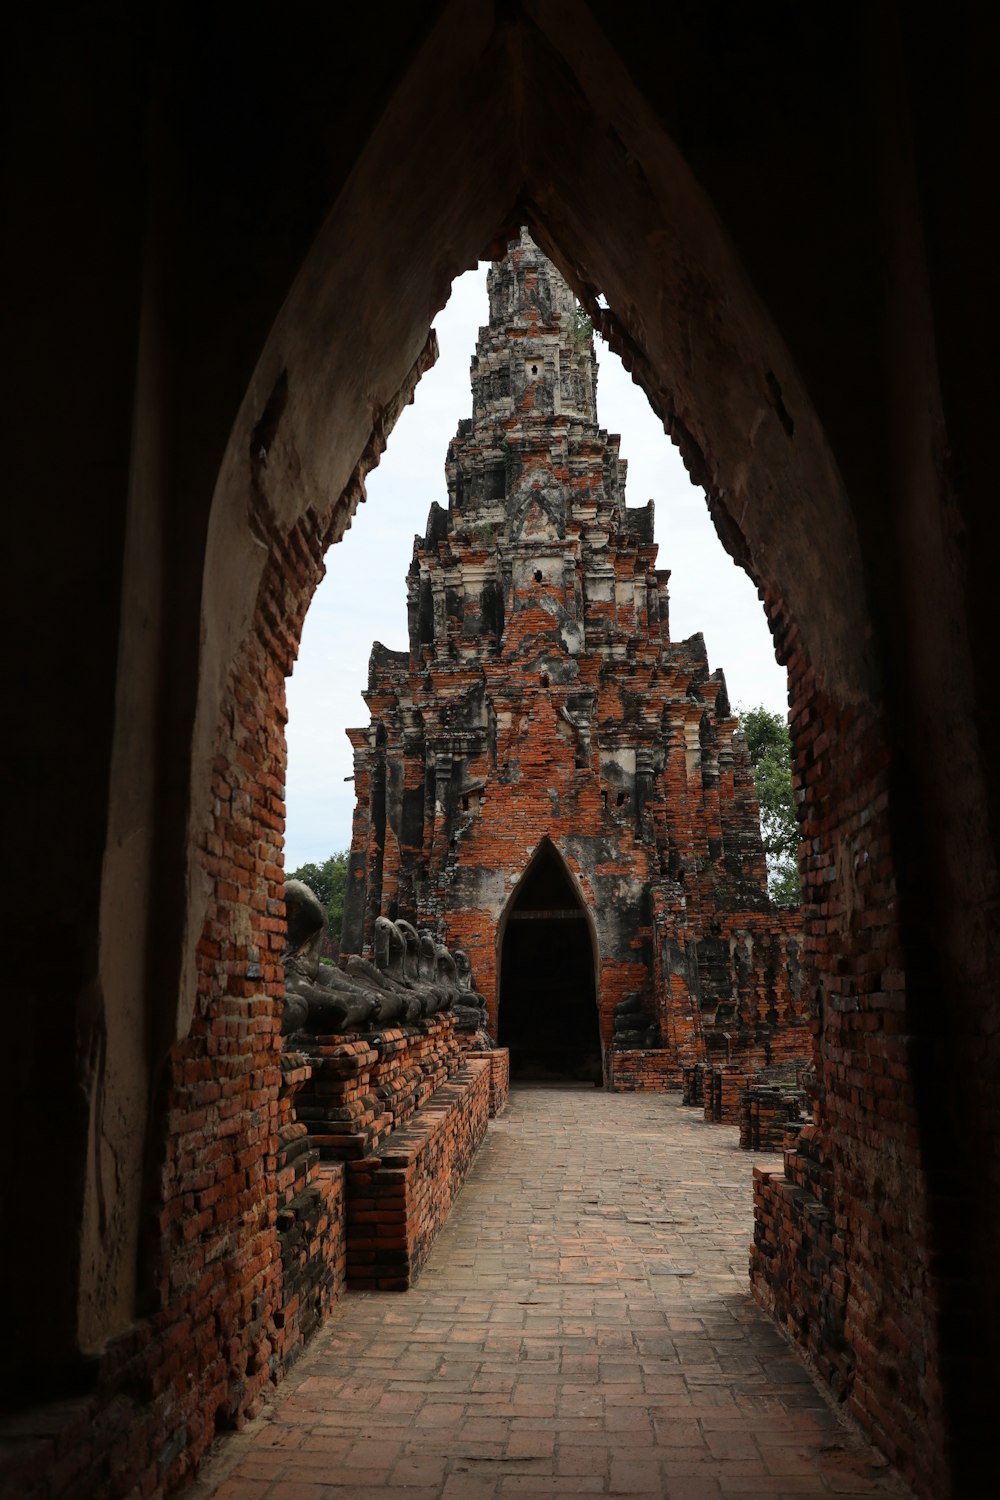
[343,230,804,1083]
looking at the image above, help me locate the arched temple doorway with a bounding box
[498,842,602,1083]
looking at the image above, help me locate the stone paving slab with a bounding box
[192,1088,910,1499]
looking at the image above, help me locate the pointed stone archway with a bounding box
[497,841,602,1083]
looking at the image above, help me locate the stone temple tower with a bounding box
[343,230,804,1085]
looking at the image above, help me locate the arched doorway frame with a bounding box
[143,37,928,1470]
[78,8,983,1493]
[495,837,603,1082]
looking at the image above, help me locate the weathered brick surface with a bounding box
[681,1062,706,1108]
[702,1063,754,1125]
[740,1082,810,1151]
[751,1139,851,1401]
[684,1061,811,1141]
[293,1015,463,1161]
[275,1052,347,1356]
[487,1047,510,1115]
[0,253,948,1500]
[0,341,440,1500]
[345,1057,490,1288]
[746,610,943,1490]
[605,1048,680,1091]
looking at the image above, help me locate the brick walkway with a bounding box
[192,1088,909,1499]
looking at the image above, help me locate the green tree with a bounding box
[739,706,801,905]
[568,305,593,346]
[286,850,350,949]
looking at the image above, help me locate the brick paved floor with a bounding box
[192,1087,910,1499]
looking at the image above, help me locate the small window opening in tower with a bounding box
[534,569,543,582]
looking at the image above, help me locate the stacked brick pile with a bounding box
[781,1119,831,1198]
[683,1057,811,1137]
[293,1037,387,1159]
[346,1058,491,1288]
[275,1166,346,1356]
[739,1082,810,1151]
[682,1063,706,1107]
[287,1015,492,1297]
[702,1064,753,1124]
[365,1017,464,1126]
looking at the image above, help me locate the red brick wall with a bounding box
[751,1154,849,1392]
[740,1089,808,1152]
[456,1038,510,1113]
[748,602,943,1491]
[294,1016,464,1162]
[606,1050,681,1091]
[439,758,653,1051]
[702,1066,754,1125]
[654,904,807,1077]
[0,355,437,1500]
[346,1058,490,1288]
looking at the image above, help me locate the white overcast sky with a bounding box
[284,263,788,872]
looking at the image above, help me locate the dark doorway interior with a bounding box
[498,843,602,1082]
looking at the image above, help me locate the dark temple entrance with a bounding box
[498,842,602,1082]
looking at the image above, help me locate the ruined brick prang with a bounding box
[344,231,805,1083]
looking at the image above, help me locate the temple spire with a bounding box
[469,228,598,430]
[446,230,614,536]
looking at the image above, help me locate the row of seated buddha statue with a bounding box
[281,879,491,1043]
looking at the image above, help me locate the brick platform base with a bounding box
[0,1018,492,1499]
[682,1062,705,1107]
[295,1015,464,1162]
[605,1048,681,1091]
[488,1048,509,1115]
[345,1057,491,1289]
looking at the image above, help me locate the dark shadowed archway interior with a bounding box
[498,843,602,1082]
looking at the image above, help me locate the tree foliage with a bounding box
[568,305,593,346]
[739,706,801,905]
[286,850,349,949]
